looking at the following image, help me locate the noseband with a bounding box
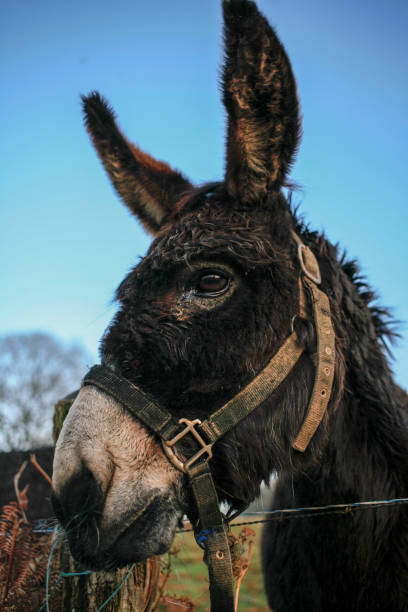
[80,233,335,611]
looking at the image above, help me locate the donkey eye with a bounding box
[196,273,229,296]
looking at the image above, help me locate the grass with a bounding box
[158,521,269,611]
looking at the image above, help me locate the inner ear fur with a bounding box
[82,92,193,235]
[222,0,301,203]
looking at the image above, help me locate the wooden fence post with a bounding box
[52,395,162,611]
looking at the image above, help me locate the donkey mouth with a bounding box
[108,496,179,567]
[55,491,180,570]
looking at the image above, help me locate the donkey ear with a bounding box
[222,0,301,203]
[82,92,193,235]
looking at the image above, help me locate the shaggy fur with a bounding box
[52,1,408,610]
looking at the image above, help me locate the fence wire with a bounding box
[178,497,408,532]
[35,496,408,611]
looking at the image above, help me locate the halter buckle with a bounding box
[162,418,213,473]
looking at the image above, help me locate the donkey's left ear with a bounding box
[222,0,301,203]
[82,92,193,235]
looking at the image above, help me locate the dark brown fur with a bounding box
[52,2,408,610]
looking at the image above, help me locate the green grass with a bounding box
[158,522,269,611]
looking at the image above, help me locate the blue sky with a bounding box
[1,0,407,388]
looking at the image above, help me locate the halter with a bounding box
[80,233,335,611]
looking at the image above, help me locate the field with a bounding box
[158,522,270,612]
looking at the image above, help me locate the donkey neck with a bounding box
[323,270,407,501]
[321,393,407,501]
[294,238,408,500]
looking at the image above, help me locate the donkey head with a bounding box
[52,0,333,570]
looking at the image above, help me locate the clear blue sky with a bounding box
[1,0,407,388]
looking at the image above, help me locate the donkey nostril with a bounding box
[52,467,103,528]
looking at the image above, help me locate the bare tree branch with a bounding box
[0,332,91,450]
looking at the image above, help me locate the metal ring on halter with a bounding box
[298,244,322,285]
[162,418,214,474]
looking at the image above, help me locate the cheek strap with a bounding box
[291,232,336,452]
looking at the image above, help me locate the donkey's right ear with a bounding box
[82,92,193,235]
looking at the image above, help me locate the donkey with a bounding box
[52,1,408,610]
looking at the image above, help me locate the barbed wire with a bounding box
[33,497,408,536]
[178,497,408,532]
[35,496,408,610]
